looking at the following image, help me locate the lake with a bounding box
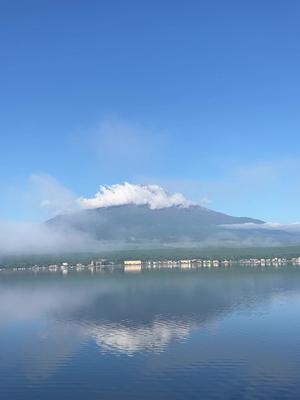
[1,266,300,399]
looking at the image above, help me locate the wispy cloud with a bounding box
[88,118,170,176]
[176,158,300,222]
[29,174,80,215]
[224,222,300,232]
[199,197,212,207]
[0,221,102,255]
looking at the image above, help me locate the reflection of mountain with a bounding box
[2,270,300,398]
[57,269,300,354]
[63,270,285,324]
[2,269,300,364]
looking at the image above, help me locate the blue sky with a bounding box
[0,0,300,222]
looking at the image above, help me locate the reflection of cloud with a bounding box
[88,320,191,354]
[0,285,100,321]
[3,269,300,394]
[21,324,83,382]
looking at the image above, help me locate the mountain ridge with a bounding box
[46,204,281,246]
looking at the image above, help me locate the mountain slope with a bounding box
[46,204,268,244]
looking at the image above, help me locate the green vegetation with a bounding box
[2,245,300,268]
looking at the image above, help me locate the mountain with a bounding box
[45,204,299,247]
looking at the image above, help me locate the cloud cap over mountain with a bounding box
[79,182,192,210]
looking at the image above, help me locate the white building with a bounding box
[124,260,142,272]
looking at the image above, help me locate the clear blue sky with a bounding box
[0,0,300,222]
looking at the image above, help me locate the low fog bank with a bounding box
[0,222,103,256]
[223,222,300,232]
[0,221,280,257]
[1,219,300,261]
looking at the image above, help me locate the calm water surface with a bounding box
[1,266,300,399]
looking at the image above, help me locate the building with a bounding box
[180,260,192,268]
[124,260,142,266]
[124,260,142,272]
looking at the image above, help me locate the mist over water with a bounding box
[1,267,300,399]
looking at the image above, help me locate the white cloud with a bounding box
[199,197,212,206]
[79,182,192,210]
[223,222,300,232]
[88,118,170,176]
[30,174,79,215]
[0,221,101,255]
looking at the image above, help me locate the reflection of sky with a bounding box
[1,269,300,398]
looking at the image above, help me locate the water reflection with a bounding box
[1,267,300,399]
[88,320,191,354]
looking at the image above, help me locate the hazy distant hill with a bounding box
[44,204,297,247]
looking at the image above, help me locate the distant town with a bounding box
[2,256,300,273]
